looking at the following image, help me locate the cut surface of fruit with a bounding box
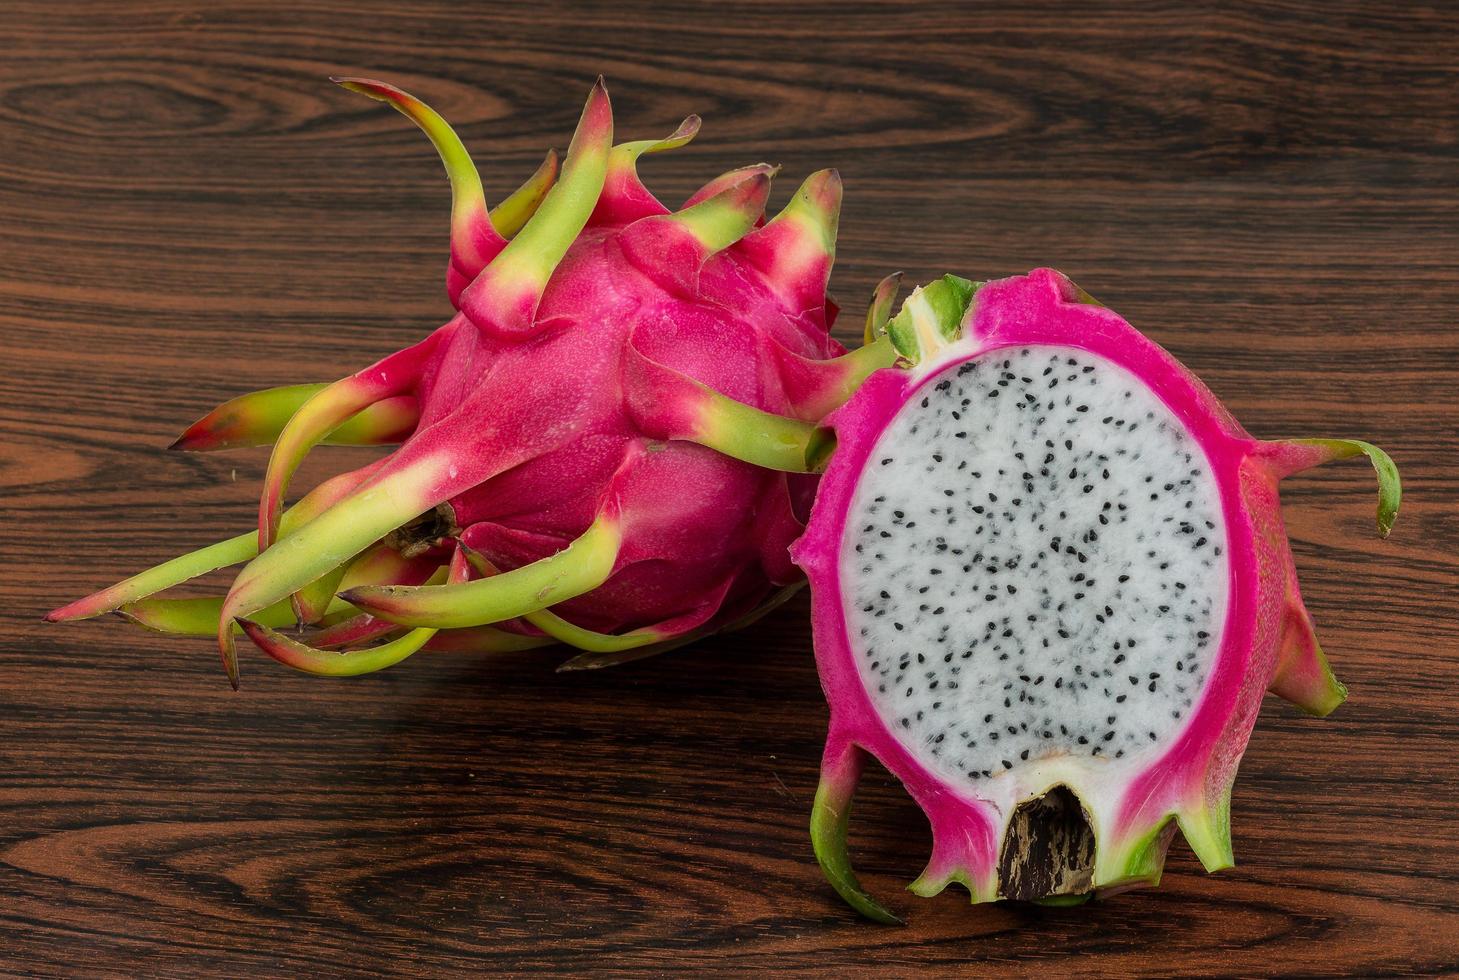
[845,345,1228,781]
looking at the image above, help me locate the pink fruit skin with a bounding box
[793,268,1388,907]
[368,220,840,635]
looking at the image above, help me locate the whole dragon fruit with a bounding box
[48,78,895,686]
[790,269,1400,919]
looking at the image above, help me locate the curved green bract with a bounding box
[682,163,777,211]
[660,172,767,251]
[169,383,324,452]
[528,613,668,653]
[459,545,668,654]
[333,77,489,255]
[811,768,902,925]
[46,531,256,623]
[763,168,840,256]
[242,618,439,677]
[554,634,682,670]
[610,115,700,170]
[862,272,903,347]
[170,385,418,453]
[696,386,827,474]
[556,583,804,672]
[822,338,898,412]
[344,516,622,630]
[491,149,558,237]
[1288,438,1401,538]
[604,113,700,207]
[48,465,371,624]
[119,594,302,636]
[482,81,612,303]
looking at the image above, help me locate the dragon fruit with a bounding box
[47,77,1396,920]
[791,269,1400,919]
[48,77,897,686]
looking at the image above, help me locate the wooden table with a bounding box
[3,1,1455,974]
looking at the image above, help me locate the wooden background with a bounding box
[2,1,1456,975]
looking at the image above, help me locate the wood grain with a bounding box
[2,1,1456,974]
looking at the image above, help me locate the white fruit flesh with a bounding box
[841,346,1229,784]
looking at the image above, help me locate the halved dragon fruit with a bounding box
[791,269,1400,919]
[49,78,896,685]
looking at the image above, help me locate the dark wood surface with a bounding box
[3,1,1456,975]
